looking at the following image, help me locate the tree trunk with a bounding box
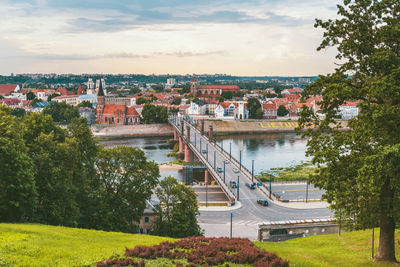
[375,181,397,262]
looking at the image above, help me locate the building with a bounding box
[190,77,240,98]
[31,89,55,101]
[96,81,140,125]
[233,101,249,120]
[262,101,277,119]
[0,84,20,97]
[78,107,96,125]
[338,102,359,119]
[188,99,207,115]
[56,88,75,96]
[281,88,302,95]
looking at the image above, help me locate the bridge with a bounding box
[168,115,333,240]
[169,115,275,204]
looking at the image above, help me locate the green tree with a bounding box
[171,97,181,105]
[136,97,150,105]
[0,106,37,221]
[77,100,94,109]
[47,93,60,102]
[129,87,141,95]
[153,176,203,238]
[298,0,400,262]
[141,103,168,124]
[247,98,263,119]
[10,107,26,117]
[221,91,233,100]
[42,101,80,124]
[277,105,289,116]
[96,146,159,232]
[26,91,35,100]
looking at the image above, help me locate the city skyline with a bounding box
[0,0,340,76]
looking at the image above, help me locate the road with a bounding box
[170,118,333,239]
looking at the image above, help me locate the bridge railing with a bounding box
[168,117,236,201]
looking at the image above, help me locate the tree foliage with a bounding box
[96,146,159,232]
[0,106,37,221]
[277,105,289,117]
[298,0,400,262]
[153,177,203,238]
[76,100,93,109]
[42,101,80,124]
[141,103,168,124]
[247,98,263,119]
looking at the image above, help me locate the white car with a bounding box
[224,160,230,164]
[233,168,239,173]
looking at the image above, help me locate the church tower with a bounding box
[190,76,198,97]
[87,77,95,94]
[96,77,105,123]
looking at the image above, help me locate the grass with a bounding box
[258,162,317,182]
[0,223,174,267]
[255,228,400,267]
[1,223,399,267]
[169,159,203,166]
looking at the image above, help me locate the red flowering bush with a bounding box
[123,236,289,266]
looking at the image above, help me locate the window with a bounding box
[144,216,150,223]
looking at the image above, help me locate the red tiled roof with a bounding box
[31,89,55,94]
[340,101,358,106]
[219,102,233,108]
[77,86,85,95]
[198,85,240,91]
[102,104,126,115]
[0,84,18,96]
[0,98,21,106]
[56,88,75,96]
[262,101,277,110]
[126,106,139,116]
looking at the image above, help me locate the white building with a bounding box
[188,100,207,115]
[233,101,249,120]
[338,102,359,119]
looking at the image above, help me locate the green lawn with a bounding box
[0,223,174,267]
[1,223,399,267]
[255,229,400,267]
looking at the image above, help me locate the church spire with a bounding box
[97,76,104,96]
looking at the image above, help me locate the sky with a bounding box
[0,0,341,76]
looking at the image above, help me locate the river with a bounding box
[99,132,309,181]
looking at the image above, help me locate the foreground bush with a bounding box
[98,236,289,266]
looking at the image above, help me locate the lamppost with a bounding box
[229,143,232,160]
[239,150,242,170]
[237,175,240,201]
[230,213,233,238]
[305,181,309,203]
[200,139,202,151]
[251,160,254,182]
[195,133,197,146]
[206,181,208,208]
[214,150,216,170]
[206,144,208,161]
[269,174,272,199]
[223,161,226,183]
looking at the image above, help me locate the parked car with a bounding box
[224,160,230,164]
[233,168,239,173]
[202,149,207,153]
[245,183,256,190]
[230,181,237,188]
[217,167,223,173]
[257,199,269,206]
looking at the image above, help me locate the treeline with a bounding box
[0,106,201,236]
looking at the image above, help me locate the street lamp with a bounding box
[223,161,226,183]
[269,174,272,199]
[239,150,242,170]
[206,144,208,161]
[195,134,196,146]
[251,159,254,182]
[237,175,240,201]
[306,181,309,203]
[206,181,208,208]
[214,150,216,170]
[229,143,232,160]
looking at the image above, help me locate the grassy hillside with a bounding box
[1,223,399,266]
[0,223,173,267]
[255,229,400,267]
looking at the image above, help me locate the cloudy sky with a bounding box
[0,0,341,75]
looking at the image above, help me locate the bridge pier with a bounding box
[179,136,184,153]
[184,144,193,162]
[205,169,210,184]
[174,129,178,140]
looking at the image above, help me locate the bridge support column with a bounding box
[205,169,210,184]
[184,144,192,162]
[179,136,184,153]
[174,129,178,140]
[186,125,191,142]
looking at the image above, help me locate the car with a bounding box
[233,168,239,173]
[257,199,269,206]
[202,149,207,153]
[224,160,230,164]
[217,167,223,173]
[245,183,256,190]
[230,181,237,188]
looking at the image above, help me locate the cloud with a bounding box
[27,50,227,61]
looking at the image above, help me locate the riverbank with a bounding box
[91,120,348,138]
[159,163,183,173]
